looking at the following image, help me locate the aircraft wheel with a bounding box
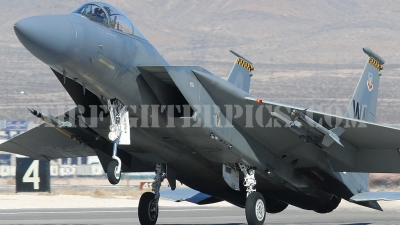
[138,192,158,225]
[107,160,120,185]
[245,192,266,225]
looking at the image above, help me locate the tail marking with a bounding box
[236,58,254,72]
[368,57,383,71]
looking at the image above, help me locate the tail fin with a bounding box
[227,50,254,93]
[345,47,385,122]
[343,48,384,211]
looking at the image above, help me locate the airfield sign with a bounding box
[6,120,28,132]
[16,158,50,192]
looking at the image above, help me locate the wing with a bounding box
[0,107,100,160]
[0,124,96,160]
[245,98,400,173]
[193,69,400,173]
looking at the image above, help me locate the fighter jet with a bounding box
[5,2,400,225]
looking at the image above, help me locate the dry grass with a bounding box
[5,179,15,185]
[47,188,147,199]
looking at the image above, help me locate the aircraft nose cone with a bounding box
[14,15,76,64]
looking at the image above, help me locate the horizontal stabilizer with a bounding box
[160,188,222,205]
[350,192,400,202]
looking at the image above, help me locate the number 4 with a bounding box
[22,160,40,189]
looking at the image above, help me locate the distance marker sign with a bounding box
[16,158,50,192]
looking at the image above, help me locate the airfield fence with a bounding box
[0,164,154,179]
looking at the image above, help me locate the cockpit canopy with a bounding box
[73,2,146,39]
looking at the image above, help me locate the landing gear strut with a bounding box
[138,163,166,225]
[239,163,257,197]
[239,163,266,225]
[106,99,130,185]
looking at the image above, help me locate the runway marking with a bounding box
[0,208,214,215]
[162,209,213,212]
[0,210,133,215]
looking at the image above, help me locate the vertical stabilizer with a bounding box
[345,47,385,123]
[227,50,254,93]
[343,47,385,211]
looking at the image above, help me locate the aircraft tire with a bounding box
[138,192,158,225]
[245,192,266,225]
[106,160,120,185]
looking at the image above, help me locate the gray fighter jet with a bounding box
[5,2,400,225]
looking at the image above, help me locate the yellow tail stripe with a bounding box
[236,58,254,71]
[368,57,383,71]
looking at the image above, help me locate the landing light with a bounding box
[256,99,263,103]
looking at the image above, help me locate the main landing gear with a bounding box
[106,99,130,185]
[239,163,266,225]
[138,163,166,225]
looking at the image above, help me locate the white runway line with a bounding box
[0,194,234,209]
[0,208,216,215]
[0,210,133,215]
[0,194,399,211]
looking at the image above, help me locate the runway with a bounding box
[0,206,399,225]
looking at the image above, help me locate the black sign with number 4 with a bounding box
[16,158,50,192]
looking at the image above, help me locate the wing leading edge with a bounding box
[0,107,99,160]
[0,123,96,160]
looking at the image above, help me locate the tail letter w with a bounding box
[352,100,367,120]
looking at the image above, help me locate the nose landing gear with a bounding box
[106,99,130,185]
[106,144,121,184]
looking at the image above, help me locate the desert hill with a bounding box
[1,1,400,124]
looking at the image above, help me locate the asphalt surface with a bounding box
[0,206,399,225]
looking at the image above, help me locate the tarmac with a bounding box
[0,194,400,224]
